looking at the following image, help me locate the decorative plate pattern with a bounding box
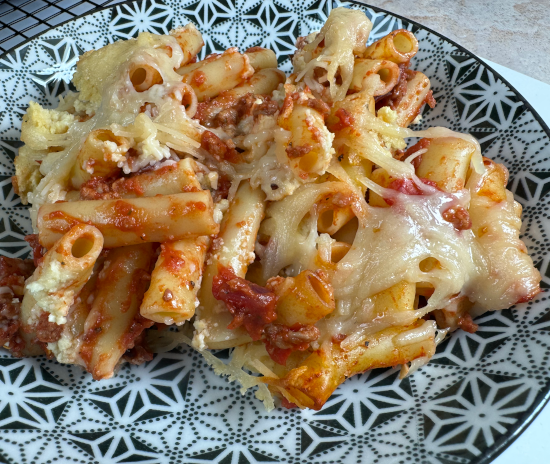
[1,1,550,463]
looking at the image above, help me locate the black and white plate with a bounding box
[0,1,549,463]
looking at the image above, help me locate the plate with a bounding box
[1,1,550,463]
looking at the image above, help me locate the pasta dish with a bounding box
[0,8,541,411]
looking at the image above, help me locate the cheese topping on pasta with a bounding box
[2,8,540,412]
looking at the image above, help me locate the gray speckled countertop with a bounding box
[361,0,550,85]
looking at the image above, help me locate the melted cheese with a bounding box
[26,260,76,324]
[294,7,372,101]
[21,32,198,227]
[333,182,485,314]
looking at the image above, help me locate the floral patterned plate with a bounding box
[0,1,549,463]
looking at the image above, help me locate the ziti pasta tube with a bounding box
[363,29,419,64]
[37,191,218,249]
[177,48,254,101]
[140,236,209,325]
[80,243,155,380]
[195,181,265,349]
[21,224,103,326]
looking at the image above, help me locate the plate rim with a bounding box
[0,1,548,462]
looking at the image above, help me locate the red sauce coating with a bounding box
[191,70,207,87]
[44,211,82,234]
[34,312,63,343]
[161,244,186,273]
[212,266,277,341]
[79,310,111,368]
[80,166,201,201]
[425,90,436,109]
[245,46,266,53]
[201,130,242,163]
[328,108,355,132]
[306,98,330,119]
[24,234,45,267]
[280,95,294,119]
[457,312,478,334]
[285,143,312,159]
[0,256,36,356]
[263,323,320,366]
[442,206,472,230]
[119,314,154,356]
[515,286,541,304]
[213,174,231,202]
[402,138,431,168]
[110,200,146,231]
[196,93,278,137]
[0,293,22,353]
[80,176,121,200]
[375,62,416,111]
[0,256,34,294]
[387,177,438,196]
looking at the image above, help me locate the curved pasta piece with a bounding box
[466,159,541,309]
[263,320,436,410]
[225,68,286,98]
[177,48,255,101]
[245,47,278,71]
[129,63,163,92]
[21,224,103,326]
[170,23,204,65]
[277,94,334,181]
[266,270,335,326]
[349,59,400,96]
[141,236,209,325]
[194,181,265,350]
[415,137,476,193]
[393,71,432,127]
[363,29,419,64]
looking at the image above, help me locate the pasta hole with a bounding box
[377,68,391,83]
[307,273,331,305]
[335,68,343,86]
[161,45,173,58]
[130,67,147,87]
[416,281,434,297]
[95,131,117,143]
[130,65,163,92]
[318,210,334,232]
[71,236,94,258]
[419,257,440,272]
[416,295,428,309]
[181,91,194,108]
[393,32,414,54]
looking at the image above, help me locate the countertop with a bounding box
[360,0,550,85]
